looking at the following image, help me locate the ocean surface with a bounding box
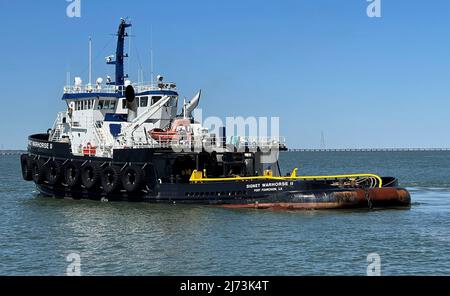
[1,151,450,275]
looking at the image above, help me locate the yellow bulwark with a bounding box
[189,168,383,188]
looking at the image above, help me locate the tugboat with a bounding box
[20,19,410,209]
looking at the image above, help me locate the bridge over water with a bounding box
[286,148,450,152]
[0,150,26,156]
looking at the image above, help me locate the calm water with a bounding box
[1,151,450,275]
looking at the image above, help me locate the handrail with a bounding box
[189,168,383,188]
[49,112,66,141]
[63,81,177,94]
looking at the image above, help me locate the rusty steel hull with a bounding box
[219,187,411,210]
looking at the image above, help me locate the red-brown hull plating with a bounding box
[220,187,411,210]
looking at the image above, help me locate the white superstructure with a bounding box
[50,77,212,157]
[48,19,283,158]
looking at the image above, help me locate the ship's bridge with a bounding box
[55,79,180,157]
[62,81,178,100]
[61,80,179,123]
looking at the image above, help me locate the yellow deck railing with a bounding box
[189,168,383,188]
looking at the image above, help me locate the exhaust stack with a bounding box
[184,90,201,118]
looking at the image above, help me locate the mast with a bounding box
[150,48,154,84]
[88,37,92,85]
[150,25,154,84]
[107,19,131,86]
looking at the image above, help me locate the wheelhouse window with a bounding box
[166,96,178,107]
[140,96,148,107]
[151,96,162,105]
[122,99,128,109]
[98,100,104,110]
[73,100,95,110]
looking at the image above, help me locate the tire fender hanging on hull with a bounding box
[20,154,33,181]
[64,162,80,188]
[31,158,46,184]
[45,160,62,186]
[101,166,121,194]
[81,162,100,189]
[121,165,145,193]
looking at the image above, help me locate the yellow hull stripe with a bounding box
[189,169,383,188]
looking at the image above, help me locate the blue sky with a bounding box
[0,0,449,149]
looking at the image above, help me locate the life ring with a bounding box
[64,162,80,187]
[83,142,97,157]
[31,158,46,184]
[100,166,121,194]
[81,162,100,189]
[20,154,33,181]
[121,165,145,193]
[45,160,62,186]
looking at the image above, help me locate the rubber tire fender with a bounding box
[31,158,47,184]
[21,154,33,181]
[101,166,121,194]
[64,162,80,187]
[81,162,100,189]
[45,160,62,186]
[121,165,145,193]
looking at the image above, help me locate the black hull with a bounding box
[24,134,411,210]
[34,180,411,210]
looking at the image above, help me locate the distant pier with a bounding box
[286,148,450,152]
[0,150,26,156]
